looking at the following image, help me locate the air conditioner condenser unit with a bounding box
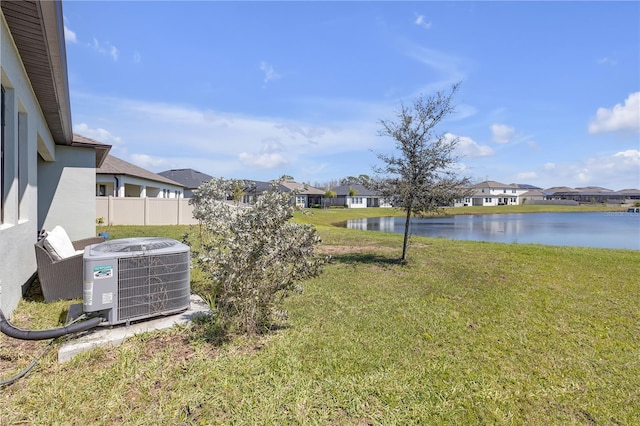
[83,237,191,325]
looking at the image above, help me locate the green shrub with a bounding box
[189,177,326,335]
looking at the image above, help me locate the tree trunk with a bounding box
[401,204,412,263]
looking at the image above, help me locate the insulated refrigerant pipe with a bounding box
[0,309,102,341]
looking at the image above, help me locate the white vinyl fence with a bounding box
[96,197,199,226]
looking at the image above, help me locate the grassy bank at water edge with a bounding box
[1,208,638,424]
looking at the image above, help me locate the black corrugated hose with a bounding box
[0,309,102,387]
[0,309,101,340]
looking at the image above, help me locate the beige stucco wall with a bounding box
[96,196,198,225]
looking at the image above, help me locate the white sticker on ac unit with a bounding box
[93,265,113,279]
[102,292,113,304]
[84,281,93,305]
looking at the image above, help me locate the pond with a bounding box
[344,212,640,250]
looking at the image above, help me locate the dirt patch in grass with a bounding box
[317,245,398,255]
[137,332,198,362]
[0,312,52,383]
[0,337,45,372]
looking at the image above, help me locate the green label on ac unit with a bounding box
[93,265,113,279]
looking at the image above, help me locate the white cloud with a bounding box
[133,51,142,64]
[239,152,288,169]
[260,139,285,154]
[533,150,640,189]
[491,123,516,144]
[527,140,541,150]
[414,15,432,30]
[613,149,640,164]
[89,38,119,61]
[73,123,123,146]
[451,103,478,121]
[68,93,385,179]
[259,61,281,84]
[238,139,289,169]
[446,133,494,158]
[64,26,77,43]
[110,46,119,61]
[401,43,466,94]
[274,124,327,140]
[130,154,170,169]
[517,171,537,180]
[597,57,617,66]
[588,92,640,134]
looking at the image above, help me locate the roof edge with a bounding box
[39,0,73,144]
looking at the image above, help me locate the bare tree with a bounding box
[373,83,471,263]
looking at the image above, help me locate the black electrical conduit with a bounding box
[1,309,103,386]
[0,309,102,341]
[1,339,56,387]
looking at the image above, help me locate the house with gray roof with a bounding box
[455,181,537,207]
[545,187,639,203]
[616,189,640,199]
[97,155,184,198]
[279,180,325,208]
[241,179,324,208]
[158,168,213,198]
[327,183,392,208]
[519,189,547,204]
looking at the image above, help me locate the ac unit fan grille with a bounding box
[117,251,190,322]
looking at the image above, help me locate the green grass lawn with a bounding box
[1,206,638,424]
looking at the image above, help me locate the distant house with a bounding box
[97,155,184,198]
[544,187,639,203]
[452,182,640,206]
[328,183,392,208]
[241,179,324,208]
[279,180,325,208]
[519,189,547,204]
[158,168,213,198]
[242,180,277,204]
[1,1,111,315]
[455,181,536,207]
[616,189,640,200]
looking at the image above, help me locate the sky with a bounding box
[62,1,640,190]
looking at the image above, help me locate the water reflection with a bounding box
[345,212,640,250]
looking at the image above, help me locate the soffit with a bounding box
[1,0,72,144]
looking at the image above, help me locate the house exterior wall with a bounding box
[471,195,518,206]
[455,183,529,207]
[520,194,545,204]
[38,145,96,241]
[97,173,183,198]
[346,196,367,208]
[1,15,54,314]
[326,196,347,208]
[454,197,473,207]
[294,195,307,208]
[485,186,526,204]
[328,195,392,208]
